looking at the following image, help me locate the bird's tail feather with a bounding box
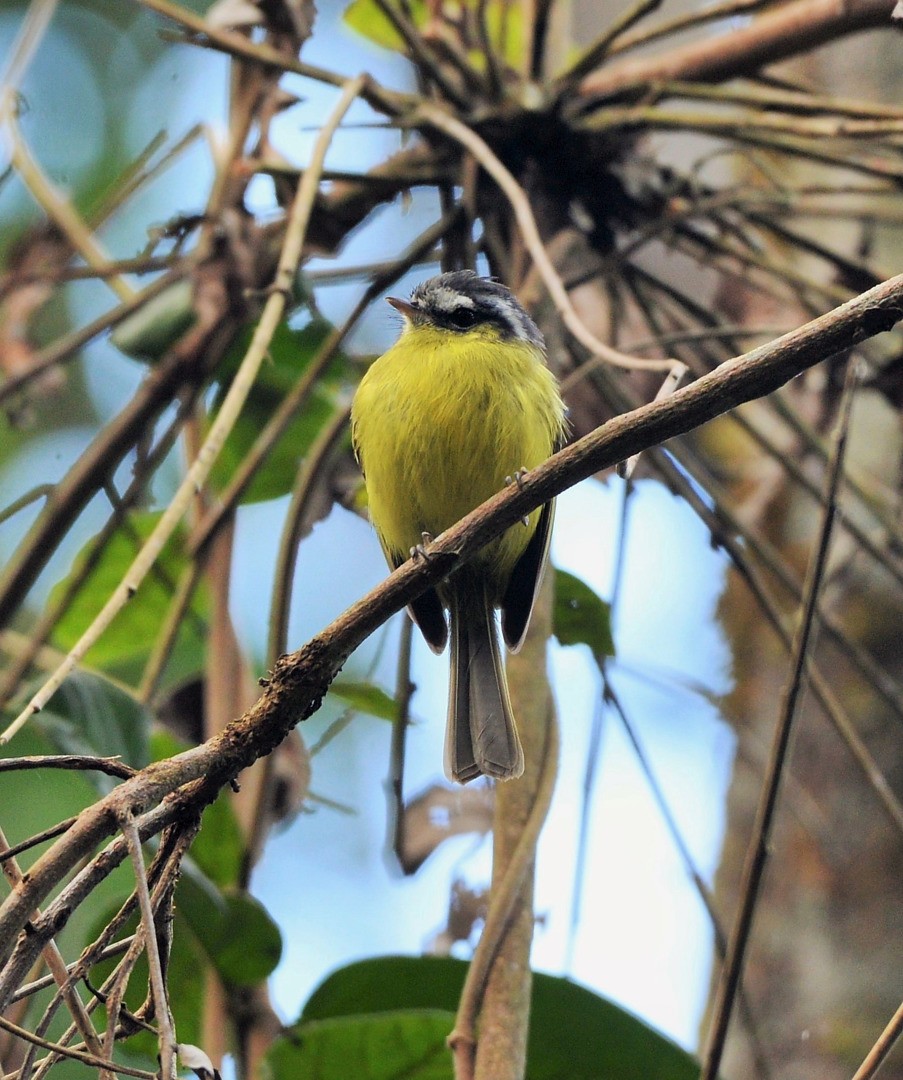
[445,586,524,784]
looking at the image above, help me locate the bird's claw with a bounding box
[504,469,531,526]
[504,467,529,490]
[411,532,435,561]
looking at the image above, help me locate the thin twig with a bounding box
[0,103,134,304]
[8,938,135,1005]
[620,362,688,478]
[388,617,414,868]
[606,0,773,58]
[700,361,861,1080]
[0,0,59,92]
[25,829,192,1080]
[0,755,135,779]
[577,0,897,103]
[136,558,205,703]
[0,75,367,745]
[135,0,409,116]
[0,262,193,406]
[0,390,197,709]
[415,104,676,372]
[371,0,469,107]
[0,1013,155,1079]
[0,818,76,863]
[555,0,663,90]
[0,485,53,527]
[0,825,108,1066]
[851,999,903,1080]
[647,79,903,121]
[267,405,351,664]
[119,813,176,1080]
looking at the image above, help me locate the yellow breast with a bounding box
[351,323,565,591]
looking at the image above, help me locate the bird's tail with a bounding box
[445,583,525,784]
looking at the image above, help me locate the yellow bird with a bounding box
[351,271,567,783]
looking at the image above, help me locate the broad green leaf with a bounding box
[211,319,348,504]
[343,0,523,67]
[192,793,246,888]
[553,568,615,662]
[0,726,106,865]
[343,0,428,51]
[37,669,151,781]
[268,1010,455,1080]
[110,280,197,362]
[329,679,398,721]
[301,956,699,1080]
[178,870,283,986]
[47,511,208,685]
[209,892,283,984]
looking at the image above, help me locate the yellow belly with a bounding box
[352,325,564,592]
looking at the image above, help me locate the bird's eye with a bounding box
[448,307,478,330]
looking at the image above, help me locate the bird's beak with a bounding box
[386,296,417,320]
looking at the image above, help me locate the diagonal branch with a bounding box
[0,272,901,999]
[576,0,898,105]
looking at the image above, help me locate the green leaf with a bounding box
[342,0,428,51]
[0,726,104,863]
[553,568,615,662]
[268,1010,455,1080]
[211,318,349,504]
[37,669,151,780]
[191,792,246,888]
[328,680,398,721]
[47,511,208,684]
[178,871,283,986]
[212,892,283,984]
[110,280,197,362]
[301,956,699,1080]
[342,0,523,66]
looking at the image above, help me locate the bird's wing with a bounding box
[380,538,449,654]
[500,497,555,652]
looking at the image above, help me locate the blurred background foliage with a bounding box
[1,0,902,1078]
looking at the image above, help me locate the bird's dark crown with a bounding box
[406,270,544,348]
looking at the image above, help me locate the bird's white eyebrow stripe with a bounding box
[430,286,475,311]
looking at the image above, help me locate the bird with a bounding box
[351,270,567,783]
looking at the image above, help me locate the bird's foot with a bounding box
[410,531,436,561]
[504,467,529,490]
[504,468,531,526]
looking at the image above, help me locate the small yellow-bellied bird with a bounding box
[351,271,567,783]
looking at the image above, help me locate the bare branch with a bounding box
[1,75,368,745]
[852,999,903,1080]
[0,756,136,780]
[0,273,901,1001]
[577,0,898,103]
